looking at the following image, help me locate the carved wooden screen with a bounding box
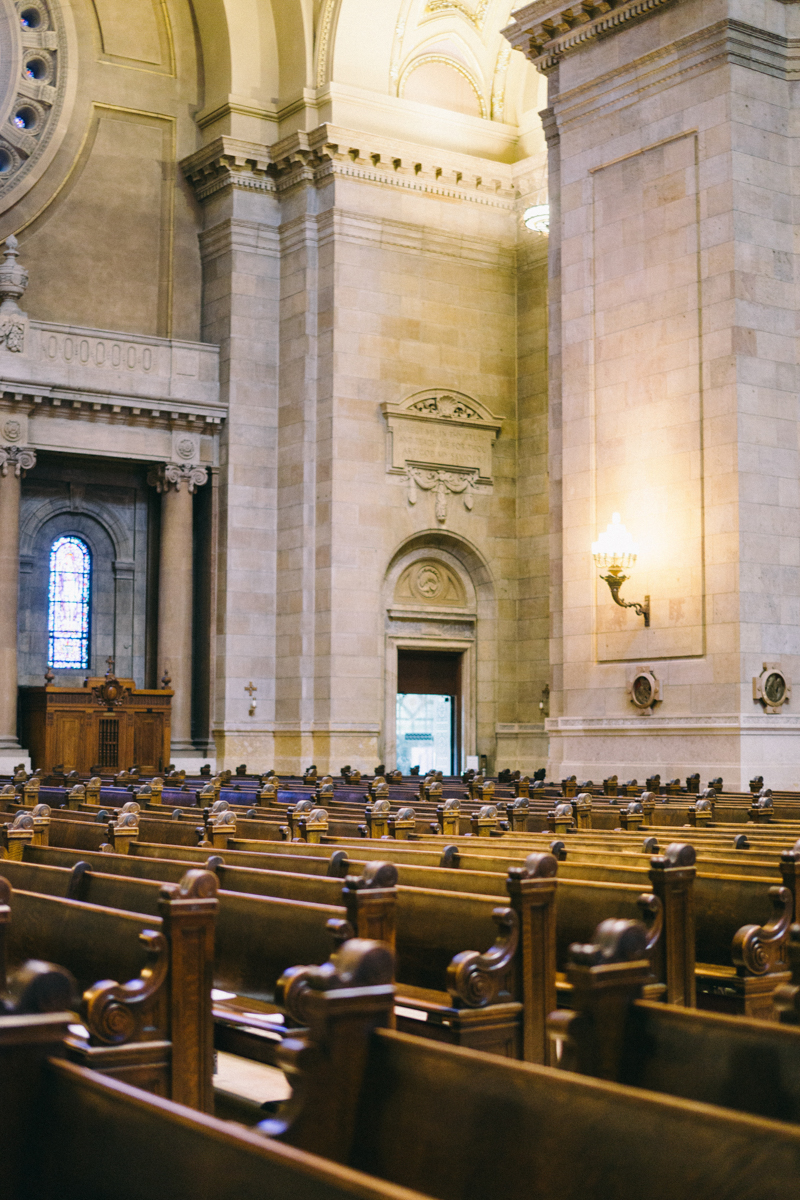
[98,718,119,769]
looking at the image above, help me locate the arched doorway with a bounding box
[383,533,495,774]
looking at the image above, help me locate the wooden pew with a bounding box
[0,1009,433,1200]
[0,867,215,1111]
[0,851,559,1063]
[56,829,793,1015]
[255,941,800,1200]
[547,913,800,1123]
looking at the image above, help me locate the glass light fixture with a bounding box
[523,204,549,233]
[592,512,650,626]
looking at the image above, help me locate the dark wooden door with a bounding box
[134,713,164,774]
[52,712,85,773]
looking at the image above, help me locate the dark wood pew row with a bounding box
[10,782,800,861]
[255,940,800,1200]
[97,821,800,1016]
[547,914,800,1121]
[0,1009,434,1200]
[23,829,800,1020]
[0,850,563,1063]
[0,867,215,1110]
[17,789,800,879]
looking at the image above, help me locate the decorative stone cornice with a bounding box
[0,445,35,477]
[181,126,517,210]
[503,0,680,70]
[180,137,276,203]
[147,463,208,494]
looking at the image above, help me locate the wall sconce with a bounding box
[245,681,257,716]
[592,512,650,627]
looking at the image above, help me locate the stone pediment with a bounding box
[381,389,502,481]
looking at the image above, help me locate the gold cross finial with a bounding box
[245,681,257,699]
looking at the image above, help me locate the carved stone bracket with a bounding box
[405,466,479,523]
[147,462,208,494]
[0,445,35,477]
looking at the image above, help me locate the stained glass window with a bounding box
[47,536,91,669]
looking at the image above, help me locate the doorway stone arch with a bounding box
[383,530,496,773]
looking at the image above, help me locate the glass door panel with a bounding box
[396,692,453,774]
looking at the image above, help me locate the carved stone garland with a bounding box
[381,389,502,526]
[406,466,479,523]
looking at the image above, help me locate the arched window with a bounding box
[47,536,91,669]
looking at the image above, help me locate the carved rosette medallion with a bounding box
[381,389,502,525]
[753,663,791,714]
[172,431,200,463]
[628,667,660,714]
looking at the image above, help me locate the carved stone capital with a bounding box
[0,445,35,477]
[147,462,208,494]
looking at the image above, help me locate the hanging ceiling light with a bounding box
[523,204,549,233]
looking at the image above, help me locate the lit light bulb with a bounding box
[591,512,638,573]
[523,204,549,234]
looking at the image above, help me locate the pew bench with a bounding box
[0,869,215,1110]
[0,1010,433,1200]
[259,940,800,1200]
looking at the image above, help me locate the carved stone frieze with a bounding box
[394,558,468,607]
[0,444,35,476]
[383,389,502,478]
[147,462,208,494]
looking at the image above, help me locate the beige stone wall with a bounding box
[260,155,537,774]
[514,218,549,769]
[519,0,800,787]
[9,0,203,340]
[0,0,552,777]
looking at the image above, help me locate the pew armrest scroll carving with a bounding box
[733,885,793,977]
[447,906,519,1008]
[83,930,169,1045]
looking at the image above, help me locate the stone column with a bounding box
[148,463,207,757]
[0,446,35,761]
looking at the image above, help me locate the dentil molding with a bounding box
[181,126,518,210]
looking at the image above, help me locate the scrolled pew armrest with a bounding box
[82,930,169,1045]
[447,907,519,1008]
[732,885,793,977]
